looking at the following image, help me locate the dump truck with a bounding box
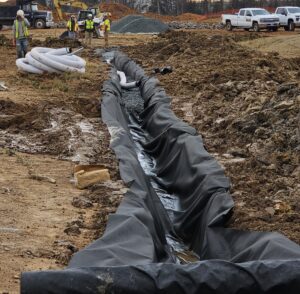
[0,0,53,30]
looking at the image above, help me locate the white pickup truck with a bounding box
[222,8,280,32]
[275,6,300,31]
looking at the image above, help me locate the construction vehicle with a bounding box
[0,0,54,30]
[53,0,101,21]
[53,0,105,33]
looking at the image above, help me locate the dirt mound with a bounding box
[31,36,82,48]
[100,3,136,21]
[124,30,300,244]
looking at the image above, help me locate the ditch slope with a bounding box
[124,30,300,244]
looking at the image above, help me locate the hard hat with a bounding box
[71,15,75,18]
[16,10,24,17]
[88,14,93,18]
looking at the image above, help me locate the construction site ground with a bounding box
[0,28,299,293]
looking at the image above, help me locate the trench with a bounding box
[20,52,300,293]
[119,82,200,263]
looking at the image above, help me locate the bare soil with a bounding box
[0,26,299,292]
[124,30,300,244]
[0,29,152,293]
[241,33,300,58]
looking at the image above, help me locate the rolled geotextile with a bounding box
[117,70,138,89]
[16,47,86,74]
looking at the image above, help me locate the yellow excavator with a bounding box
[53,0,100,21]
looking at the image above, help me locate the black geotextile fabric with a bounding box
[21,53,300,293]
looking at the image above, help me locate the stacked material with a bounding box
[168,21,224,30]
[16,47,85,74]
[111,15,168,33]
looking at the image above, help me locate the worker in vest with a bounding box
[67,15,78,39]
[12,10,30,59]
[103,13,111,47]
[84,14,94,46]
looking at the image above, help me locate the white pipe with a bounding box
[44,53,86,69]
[117,70,138,89]
[25,52,61,73]
[16,58,43,74]
[48,48,72,55]
[68,47,84,56]
[16,47,86,74]
[30,48,84,73]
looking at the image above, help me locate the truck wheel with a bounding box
[284,26,289,31]
[253,22,260,32]
[244,28,250,31]
[35,19,46,29]
[272,27,278,32]
[288,20,295,31]
[226,21,232,31]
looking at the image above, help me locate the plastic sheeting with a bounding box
[21,52,300,293]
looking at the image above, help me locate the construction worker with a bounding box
[103,13,111,47]
[84,14,94,46]
[67,15,78,39]
[12,10,30,59]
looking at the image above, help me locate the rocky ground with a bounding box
[167,21,223,30]
[124,30,300,244]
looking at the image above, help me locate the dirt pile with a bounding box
[100,3,136,21]
[31,36,82,48]
[111,15,169,34]
[124,31,300,244]
[0,34,11,46]
[167,21,223,30]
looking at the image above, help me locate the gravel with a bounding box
[120,87,144,115]
[111,15,168,34]
[167,21,224,30]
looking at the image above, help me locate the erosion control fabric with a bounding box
[21,53,300,293]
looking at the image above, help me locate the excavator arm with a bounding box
[53,0,89,21]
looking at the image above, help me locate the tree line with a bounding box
[42,0,300,15]
[185,0,300,14]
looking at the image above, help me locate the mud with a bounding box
[0,30,124,292]
[0,100,112,165]
[124,30,300,244]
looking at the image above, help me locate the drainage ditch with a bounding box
[21,52,300,294]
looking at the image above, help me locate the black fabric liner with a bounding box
[21,53,300,293]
